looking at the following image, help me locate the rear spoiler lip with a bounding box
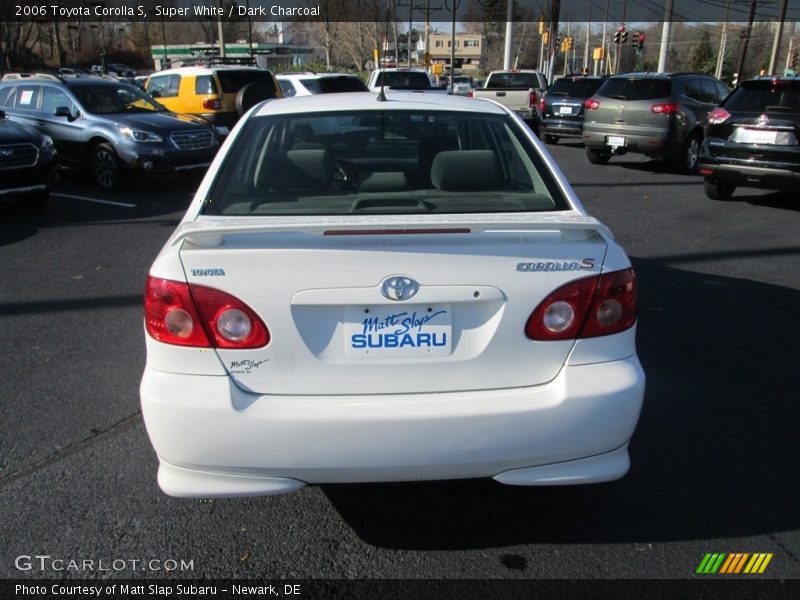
[172,214,613,247]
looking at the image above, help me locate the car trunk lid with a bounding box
[175,215,610,396]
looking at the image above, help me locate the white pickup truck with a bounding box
[471,70,548,126]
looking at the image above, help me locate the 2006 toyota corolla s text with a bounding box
[140,91,645,497]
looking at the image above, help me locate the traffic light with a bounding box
[613,26,626,44]
[566,36,574,51]
[613,30,621,44]
[638,33,645,52]
[632,32,640,51]
[542,31,549,45]
[621,30,628,44]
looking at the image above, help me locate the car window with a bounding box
[596,78,671,101]
[278,80,296,97]
[700,80,720,103]
[202,110,568,216]
[547,77,604,98]
[12,85,40,110]
[41,86,77,115]
[374,71,432,90]
[301,76,368,94]
[195,75,218,95]
[148,74,180,98]
[72,85,165,114]
[0,86,13,106]
[715,82,731,102]
[216,70,278,97]
[487,73,542,88]
[723,81,800,113]
[682,79,705,102]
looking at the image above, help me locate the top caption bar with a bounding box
[4,0,800,23]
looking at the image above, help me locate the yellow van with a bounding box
[146,66,282,134]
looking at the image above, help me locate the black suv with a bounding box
[538,75,606,144]
[582,72,730,172]
[698,77,800,201]
[0,74,220,190]
[0,107,59,206]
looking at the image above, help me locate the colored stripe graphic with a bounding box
[698,552,773,574]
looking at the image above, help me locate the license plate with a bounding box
[344,304,452,358]
[607,135,626,147]
[736,129,778,145]
[558,106,573,115]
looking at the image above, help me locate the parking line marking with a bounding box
[52,193,137,208]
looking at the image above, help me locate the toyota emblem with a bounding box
[381,275,419,301]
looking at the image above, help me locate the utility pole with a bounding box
[217,0,226,57]
[768,0,789,74]
[583,6,592,75]
[546,0,560,83]
[735,0,758,84]
[503,0,514,70]
[715,1,730,80]
[657,0,673,72]
[599,0,609,75]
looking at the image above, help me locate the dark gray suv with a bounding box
[582,72,730,172]
[0,74,220,190]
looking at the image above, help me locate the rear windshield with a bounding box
[374,71,432,90]
[486,73,542,89]
[202,110,568,216]
[300,76,368,94]
[596,78,672,101]
[216,70,278,96]
[723,81,800,113]
[547,77,605,98]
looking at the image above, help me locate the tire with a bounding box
[235,82,277,116]
[676,132,702,174]
[586,148,611,165]
[703,179,735,201]
[544,134,559,145]
[91,143,123,191]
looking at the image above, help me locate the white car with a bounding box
[366,68,438,92]
[276,72,368,97]
[141,92,645,498]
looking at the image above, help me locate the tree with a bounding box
[689,29,715,74]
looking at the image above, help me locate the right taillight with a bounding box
[707,107,732,124]
[538,99,546,112]
[145,276,270,348]
[525,268,637,341]
[584,98,600,110]
[202,98,221,110]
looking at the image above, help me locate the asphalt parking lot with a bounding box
[1,142,798,586]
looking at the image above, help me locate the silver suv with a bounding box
[582,72,730,172]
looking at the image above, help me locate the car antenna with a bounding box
[377,4,390,102]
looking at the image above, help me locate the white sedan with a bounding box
[140,91,645,497]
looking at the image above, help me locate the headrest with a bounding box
[430,150,501,191]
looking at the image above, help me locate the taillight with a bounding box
[538,99,546,112]
[529,90,537,107]
[707,107,731,124]
[202,98,221,110]
[144,276,270,348]
[466,89,473,98]
[525,268,637,341]
[584,98,600,110]
[651,102,680,115]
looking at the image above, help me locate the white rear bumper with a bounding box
[141,356,644,497]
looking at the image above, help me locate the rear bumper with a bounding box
[582,124,673,156]
[539,118,583,138]
[698,146,800,190]
[141,356,645,497]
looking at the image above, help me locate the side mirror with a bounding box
[150,90,161,98]
[54,106,72,119]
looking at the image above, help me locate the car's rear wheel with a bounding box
[91,143,123,191]
[703,179,735,201]
[586,148,611,164]
[677,132,702,174]
[544,134,559,144]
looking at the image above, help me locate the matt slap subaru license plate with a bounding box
[345,305,452,358]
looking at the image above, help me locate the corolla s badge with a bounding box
[381,275,419,301]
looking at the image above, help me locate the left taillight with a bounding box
[707,107,731,124]
[529,90,538,107]
[525,268,637,341]
[144,276,270,349]
[651,102,680,115]
[202,98,221,110]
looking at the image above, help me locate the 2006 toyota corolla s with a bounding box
[140,91,645,498]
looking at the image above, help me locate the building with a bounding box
[426,33,483,74]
